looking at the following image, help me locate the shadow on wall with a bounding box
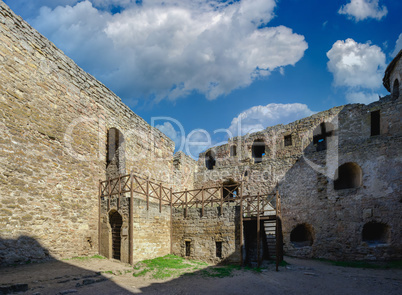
[0,236,52,266]
[0,236,133,294]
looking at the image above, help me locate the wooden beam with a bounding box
[201,187,204,217]
[170,187,173,255]
[129,174,134,265]
[257,194,261,268]
[239,182,243,266]
[98,180,101,255]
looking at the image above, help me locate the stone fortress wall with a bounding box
[0,0,176,265]
[0,0,400,266]
[196,88,402,260]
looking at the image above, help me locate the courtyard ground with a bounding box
[0,256,401,295]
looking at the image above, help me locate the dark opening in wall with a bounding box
[109,211,123,260]
[284,135,292,147]
[243,220,268,265]
[223,180,239,201]
[313,122,333,152]
[205,150,216,170]
[185,241,191,257]
[290,224,314,248]
[371,110,380,136]
[334,162,362,190]
[392,79,399,99]
[252,139,265,163]
[230,145,237,157]
[362,222,389,245]
[216,241,222,258]
[106,128,125,179]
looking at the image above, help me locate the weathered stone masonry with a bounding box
[0,0,175,265]
[0,0,401,266]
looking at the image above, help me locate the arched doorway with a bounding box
[109,211,123,260]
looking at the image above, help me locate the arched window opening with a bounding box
[230,145,237,157]
[106,128,125,178]
[290,224,314,248]
[223,180,239,201]
[313,122,334,152]
[109,211,123,260]
[362,222,389,245]
[392,79,399,99]
[334,162,362,190]
[252,139,265,163]
[205,150,216,170]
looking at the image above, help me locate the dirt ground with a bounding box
[0,256,401,295]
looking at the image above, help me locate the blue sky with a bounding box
[4,0,402,158]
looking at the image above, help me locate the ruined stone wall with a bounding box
[172,151,197,191]
[0,1,174,265]
[280,97,402,261]
[172,205,240,264]
[194,95,401,261]
[195,106,343,195]
[100,196,171,263]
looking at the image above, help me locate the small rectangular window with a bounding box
[216,241,222,258]
[185,241,191,257]
[284,135,292,146]
[371,110,380,136]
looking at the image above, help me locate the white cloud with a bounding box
[338,0,387,21]
[346,91,379,104]
[228,103,315,137]
[326,38,386,89]
[30,0,307,102]
[392,33,402,57]
[155,121,181,147]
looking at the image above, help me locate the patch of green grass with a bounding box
[279,260,289,267]
[200,265,241,278]
[132,255,207,279]
[102,270,114,274]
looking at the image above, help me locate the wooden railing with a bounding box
[99,174,282,267]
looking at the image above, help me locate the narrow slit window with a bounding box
[185,241,191,257]
[216,241,222,258]
[284,135,292,146]
[230,145,237,157]
[371,110,380,136]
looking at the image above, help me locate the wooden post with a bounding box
[239,182,244,266]
[129,174,134,265]
[275,190,282,271]
[159,183,162,213]
[201,187,204,217]
[185,188,188,218]
[107,178,111,211]
[257,193,261,268]
[170,187,173,254]
[98,180,102,255]
[220,183,223,215]
[146,178,149,211]
[118,175,121,210]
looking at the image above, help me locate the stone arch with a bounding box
[362,221,389,245]
[334,162,362,190]
[205,150,216,170]
[392,79,399,99]
[106,128,125,179]
[290,223,314,248]
[252,139,265,163]
[109,210,123,260]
